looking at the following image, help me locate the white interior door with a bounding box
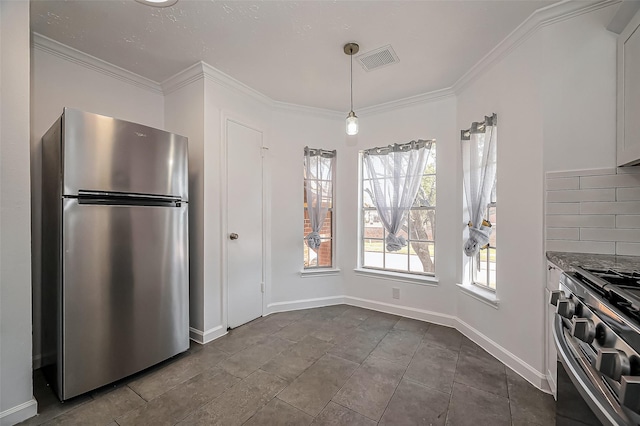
[227,119,264,329]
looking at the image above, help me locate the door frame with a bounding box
[220,111,269,330]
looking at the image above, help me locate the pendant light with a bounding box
[344,43,359,136]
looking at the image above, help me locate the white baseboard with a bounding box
[0,399,37,426]
[344,296,457,328]
[456,318,551,393]
[266,296,346,314]
[547,369,557,399]
[189,325,227,344]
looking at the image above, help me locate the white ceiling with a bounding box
[30,0,555,111]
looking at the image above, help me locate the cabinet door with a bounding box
[617,9,640,166]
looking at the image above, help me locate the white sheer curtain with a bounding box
[304,147,335,250]
[363,140,433,252]
[462,114,497,257]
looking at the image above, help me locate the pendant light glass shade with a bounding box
[346,111,358,136]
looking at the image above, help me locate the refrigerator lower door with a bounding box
[61,198,189,400]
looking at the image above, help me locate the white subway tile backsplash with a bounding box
[547,177,579,191]
[580,173,640,189]
[547,203,580,215]
[617,187,640,201]
[547,227,580,240]
[546,168,616,178]
[546,215,615,228]
[616,242,640,256]
[617,215,640,228]
[580,228,640,242]
[545,168,640,255]
[580,201,640,215]
[547,240,615,254]
[547,189,615,203]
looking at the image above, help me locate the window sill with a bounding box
[353,268,438,286]
[300,268,341,278]
[457,283,499,309]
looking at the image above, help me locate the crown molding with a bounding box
[160,62,206,94]
[272,100,344,119]
[452,0,620,94]
[31,32,163,95]
[358,88,456,116]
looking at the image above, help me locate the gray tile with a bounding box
[274,320,321,342]
[340,306,375,322]
[422,324,463,351]
[304,305,348,321]
[328,327,387,364]
[358,313,399,332]
[379,378,449,426]
[261,311,308,329]
[278,354,360,416]
[393,317,431,334]
[311,402,376,426]
[42,386,144,426]
[260,336,334,381]
[507,368,555,426]
[209,325,270,355]
[454,343,508,397]
[370,329,423,367]
[244,398,313,426]
[404,342,458,394]
[217,336,294,378]
[116,369,238,426]
[128,348,228,400]
[332,356,405,421]
[177,370,287,426]
[445,382,510,426]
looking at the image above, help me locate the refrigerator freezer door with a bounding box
[62,108,188,200]
[61,198,189,399]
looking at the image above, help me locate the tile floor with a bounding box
[20,305,556,426]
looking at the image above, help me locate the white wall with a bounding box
[0,2,37,424]
[30,42,165,365]
[341,97,459,323]
[455,3,618,384]
[268,109,344,308]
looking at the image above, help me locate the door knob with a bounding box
[229,233,239,240]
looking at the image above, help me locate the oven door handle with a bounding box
[553,315,630,426]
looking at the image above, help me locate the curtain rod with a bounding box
[304,147,336,158]
[461,113,497,140]
[362,139,434,156]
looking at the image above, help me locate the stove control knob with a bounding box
[621,376,640,413]
[571,318,595,344]
[549,290,565,307]
[596,349,630,381]
[556,299,576,319]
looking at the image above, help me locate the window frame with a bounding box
[357,144,436,277]
[470,199,497,292]
[303,149,336,270]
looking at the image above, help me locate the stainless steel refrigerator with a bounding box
[41,108,189,401]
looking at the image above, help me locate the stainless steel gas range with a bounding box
[552,267,640,425]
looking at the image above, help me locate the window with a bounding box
[471,189,496,290]
[360,141,436,276]
[303,147,335,269]
[462,113,497,291]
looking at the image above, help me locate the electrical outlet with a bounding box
[392,287,400,299]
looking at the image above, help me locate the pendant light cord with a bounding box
[350,47,353,112]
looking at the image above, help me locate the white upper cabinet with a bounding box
[618,8,640,166]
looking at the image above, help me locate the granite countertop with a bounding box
[546,251,640,273]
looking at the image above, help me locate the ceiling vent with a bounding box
[356,45,399,72]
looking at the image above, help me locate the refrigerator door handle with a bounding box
[76,190,184,207]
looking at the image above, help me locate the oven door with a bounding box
[553,316,631,425]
